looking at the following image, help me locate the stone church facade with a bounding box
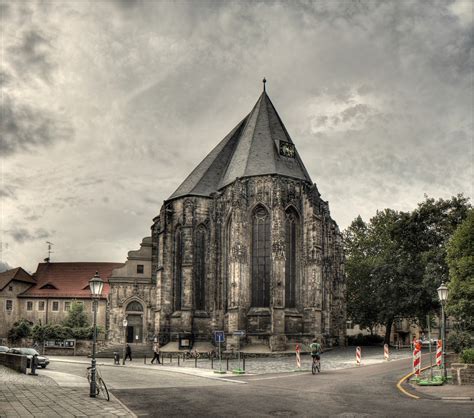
[108,88,346,351]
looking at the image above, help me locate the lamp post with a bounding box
[89,271,104,398]
[122,318,128,365]
[437,282,448,381]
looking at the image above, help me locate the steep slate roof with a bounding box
[168,91,312,200]
[19,262,123,299]
[0,267,35,291]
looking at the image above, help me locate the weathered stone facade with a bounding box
[108,90,346,351]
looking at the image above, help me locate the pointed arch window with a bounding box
[174,227,183,310]
[252,205,271,307]
[224,217,231,312]
[285,207,299,308]
[194,225,206,310]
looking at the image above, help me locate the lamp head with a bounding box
[437,282,448,303]
[89,271,104,297]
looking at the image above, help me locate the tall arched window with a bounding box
[252,205,271,307]
[194,225,206,310]
[285,207,299,308]
[224,217,231,312]
[174,227,183,310]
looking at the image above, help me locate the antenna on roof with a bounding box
[45,241,54,263]
[262,77,266,92]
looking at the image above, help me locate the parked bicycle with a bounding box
[86,366,110,401]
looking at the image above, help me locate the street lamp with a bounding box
[122,318,128,365]
[437,282,449,381]
[89,271,104,398]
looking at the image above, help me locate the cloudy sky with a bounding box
[1,0,472,272]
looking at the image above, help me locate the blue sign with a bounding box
[214,331,225,343]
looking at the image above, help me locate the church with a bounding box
[107,85,346,351]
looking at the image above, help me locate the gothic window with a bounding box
[224,217,231,312]
[194,225,206,310]
[251,205,271,307]
[285,207,299,308]
[174,227,183,310]
[126,301,143,312]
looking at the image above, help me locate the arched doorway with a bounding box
[125,301,144,343]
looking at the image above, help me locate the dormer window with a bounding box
[40,283,58,290]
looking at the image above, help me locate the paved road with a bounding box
[109,358,473,417]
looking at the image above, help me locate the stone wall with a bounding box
[0,353,28,374]
[451,363,474,385]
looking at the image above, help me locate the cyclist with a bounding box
[309,339,322,364]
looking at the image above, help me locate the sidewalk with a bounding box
[0,366,135,417]
[408,380,473,401]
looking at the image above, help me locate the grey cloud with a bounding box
[0,94,73,156]
[340,104,371,123]
[8,227,51,244]
[0,261,12,273]
[0,185,17,200]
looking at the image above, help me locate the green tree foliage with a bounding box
[62,301,89,328]
[8,319,32,343]
[446,210,474,330]
[344,195,471,344]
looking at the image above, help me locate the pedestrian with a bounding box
[151,341,161,364]
[125,343,132,362]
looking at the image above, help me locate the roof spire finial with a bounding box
[262,77,266,92]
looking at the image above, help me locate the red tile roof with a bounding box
[0,267,35,291]
[20,262,124,299]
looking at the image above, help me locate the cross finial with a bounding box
[262,77,266,92]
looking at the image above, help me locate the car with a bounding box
[0,345,9,353]
[421,338,439,346]
[8,348,50,368]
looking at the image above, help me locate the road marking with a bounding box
[396,364,432,399]
[248,373,311,381]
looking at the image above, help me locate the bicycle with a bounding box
[311,355,321,374]
[86,366,110,401]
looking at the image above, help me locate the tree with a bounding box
[446,209,474,330]
[62,301,89,328]
[8,319,32,343]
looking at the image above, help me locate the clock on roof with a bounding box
[279,141,296,158]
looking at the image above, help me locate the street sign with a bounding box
[233,330,245,337]
[214,331,225,343]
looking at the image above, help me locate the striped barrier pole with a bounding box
[295,344,301,369]
[356,346,361,366]
[436,340,442,367]
[384,344,389,361]
[413,340,421,377]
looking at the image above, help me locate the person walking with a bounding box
[125,343,132,362]
[151,341,161,364]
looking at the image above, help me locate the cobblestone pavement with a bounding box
[0,366,135,417]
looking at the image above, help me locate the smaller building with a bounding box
[0,262,123,340]
[0,267,36,340]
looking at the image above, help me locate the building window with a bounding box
[6,300,13,311]
[251,205,271,307]
[194,225,206,310]
[126,301,143,312]
[52,301,59,312]
[174,227,183,310]
[285,207,299,308]
[27,301,33,311]
[8,285,13,291]
[137,264,144,274]
[64,301,71,311]
[38,301,45,311]
[224,217,232,312]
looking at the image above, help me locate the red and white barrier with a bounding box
[384,344,389,361]
[295,344,301,369]
[436,340,442,367]
[356,346,361,366]
[413,340,421,376]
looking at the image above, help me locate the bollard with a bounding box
[195,357,197,368]
[226,357,229,371]
[170,354,172,364]
[211,356,214,369]
[29,354,38,376]
[178,355,180,366]
[243,355,245,371]
[144,355,146,364]
[384,344,389,361]
[356,346,361,366]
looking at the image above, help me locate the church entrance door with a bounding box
[126,314,143,343]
